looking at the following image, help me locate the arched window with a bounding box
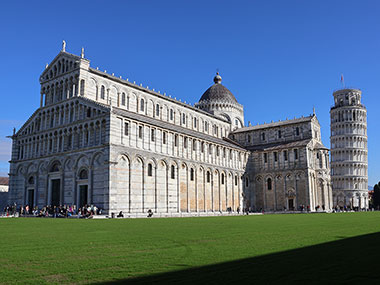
[170,109,174,121]
[194,118,197,128]
[124,122,129,136]
[174,134,178,147]
[221,173,225,184]
[140,98,145,112]
[148,163,153,177]
[80,79,85,96]
[235,175,238,186]
[156,104,160,116]
[262,133,265,141]
[245,177,249,187]
[50,162,60,172]
[296,127,300,136]
[79,169,88,179]
[28,176,34,185]
[68,134,72,148]
[182,113,186,125]
[121,93,126,106]
[163,132,167,144]
[100,85,105,99]
[283,150,288,161]
[267,178,272,190]
[207,171,211,183]
[193,140,197,151]
[205,122,208,132]
[190,168,194,181]
[171,165,175,179]
[138,126,143,139]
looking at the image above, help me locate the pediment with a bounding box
[15,96,110,137]
[16,108,42,137]
[39,52,83,83]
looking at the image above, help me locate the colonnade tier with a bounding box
[18,99,107,137]
[330,88,368,209]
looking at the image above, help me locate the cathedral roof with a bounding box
[233,115,316,133]
[246,139,312,152]
[245,138,328,152]
[198,73,238,103]
[0,177,8,186]
[113,107,246,151]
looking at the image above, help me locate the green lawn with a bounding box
[1,212,380,284]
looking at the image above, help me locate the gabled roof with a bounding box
[247,139,312,152]
[246,138,328,152]
[233,115,317,133]
[14,96,110,137]
[314,141,329,150]
[0,177,9,186]
[39,51,88,83]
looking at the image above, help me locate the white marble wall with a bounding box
[330,89,368,209]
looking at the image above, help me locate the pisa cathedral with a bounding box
[7,44,341,215]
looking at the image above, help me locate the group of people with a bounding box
[2,203,102,218]
[333,205,370,212]
[3,203,373,218]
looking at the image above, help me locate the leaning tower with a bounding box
[330,88,368,210]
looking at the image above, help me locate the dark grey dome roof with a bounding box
[199,73,238,103]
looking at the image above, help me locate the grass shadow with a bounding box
[97,232,380,284]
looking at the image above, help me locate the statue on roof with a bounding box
[62,40,66,52]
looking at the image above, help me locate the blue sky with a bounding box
[0,0,379,185]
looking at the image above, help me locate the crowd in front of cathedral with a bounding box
[2,204,102,218]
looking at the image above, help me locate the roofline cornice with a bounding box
[89,67,230,123]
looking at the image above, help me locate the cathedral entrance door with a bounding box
[27,189,34,209]
[288,198,294,211]
[79,185,88,207]
[51,179,60,207]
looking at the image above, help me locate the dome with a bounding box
[199,73,238,103]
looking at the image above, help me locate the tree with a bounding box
[373,182,380,210]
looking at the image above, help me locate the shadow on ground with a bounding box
[98,232,380,284]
